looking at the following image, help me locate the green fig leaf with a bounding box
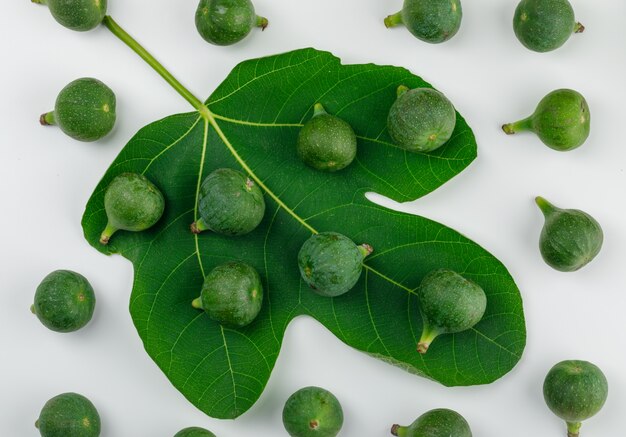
[82,48,526,419]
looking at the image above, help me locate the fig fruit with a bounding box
[388,85,457,153]
[31,270,96,333]
[283,386,344,437]
[416,269,486,354]
[195,0,268,46]
[544,360,608,437]
[40,78,116,142]
[33,0,107,32]
[391,408,472,437]
[502,89,590,151]
[192,261,263,328]
[174,427,216,437]
[385,0,463,44]
[36,392,101,437]
[535,197,603,272]
[297,103,357,172]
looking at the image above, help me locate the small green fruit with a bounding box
[174,427,216,437]
[298,232,373,297]
[416,269,486,354]
[502,89,590,151]
[191,168,265,236]
[297,103,357,172]
[32,270,96,333]
[283,386,344,437]
[388,86,457,153]
[36,392,101,437]
[195,0,268,46]
[385,0,463,44]
[391,408,472,437]
[535,197,603,272]
[544,360,608,437]
[100,173,165,245]
[40,78,116,142]
[513,0,584,53]
[33,0,107,32]
[192,261,263,328]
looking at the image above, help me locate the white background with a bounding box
[1,0,624,436]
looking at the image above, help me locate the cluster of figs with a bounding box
[29,0,610,436]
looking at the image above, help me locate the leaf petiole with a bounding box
[102,16,210,119]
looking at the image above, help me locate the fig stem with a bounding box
[102,16,210,118]
[191,297,204,310]
[574,22,585,33]
[502,117,533,135]
[30,304,36,314]
[384,11,403,28]
[535,196,558,216]
[256,16,268,30]
[40,111,56,126]
[99,222,118,245]
[567,421,582,437]
[359,243,374,258]
[190,219,208,234]
[31,0,46,4]
[417,324,439,354]
[396,85,409,98]
[313,103,327,117]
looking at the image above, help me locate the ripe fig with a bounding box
[391,408,472,437]
[385,0,463,44]
[174,427,216,437]
[191,168,265,236]
[388,85,457,153]
[544,360,608,437]
[535,197,603,272]
[502,89,590,151]
[33,0,107,32]
[298,232,373,297]
[192,261,263,328]
[99,173,165,245]
[297,103,357,172]
[195,0,268,46]
[36,392,100,437]
[40,78,116,142]
[513,0,584,53]
[283,386,344,437]
[31,270,96,333]
[416,269,486,354]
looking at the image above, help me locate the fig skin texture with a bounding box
[34,0,107,32]
[385,0,463,44]
[298,232,373,297]
[195,0,268,46]
[31,270,96,333]
[173,427,216,437]
[100,173,165,245]
[283,386,344,437]
[297,103,357,172]
[40,78,116,142]
[536,197,603,272]
[513,0,584,53]
[543,360,608,437]
[192,261,263,328]
[503,89,590,151]
[36,392,101,437]
[388,86,457,153]
[416,269,487,354]
[391,408,472,437]
[191,168,266,237]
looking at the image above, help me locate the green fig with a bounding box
[297,103,357,172]
[36,393,100,437]
[535,197,603,272]
[40,78,116,142]
[99,173,165,245]
[385,0,463,44]
[192,261,263,328]
[195,0,268,46]
[503,89,590,151]
[31,270,96,333]
[283,386,344,437]
[416,269,486,354]
[174,427,216,437]
[513,0,584,53]
[33,0,107,32]
[544,360,608,437]
[388,85,457,153]
[391,408,472,437]
[298,232,373,297]
[191,168,265,236]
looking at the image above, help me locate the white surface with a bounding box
[1,0,624,436]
